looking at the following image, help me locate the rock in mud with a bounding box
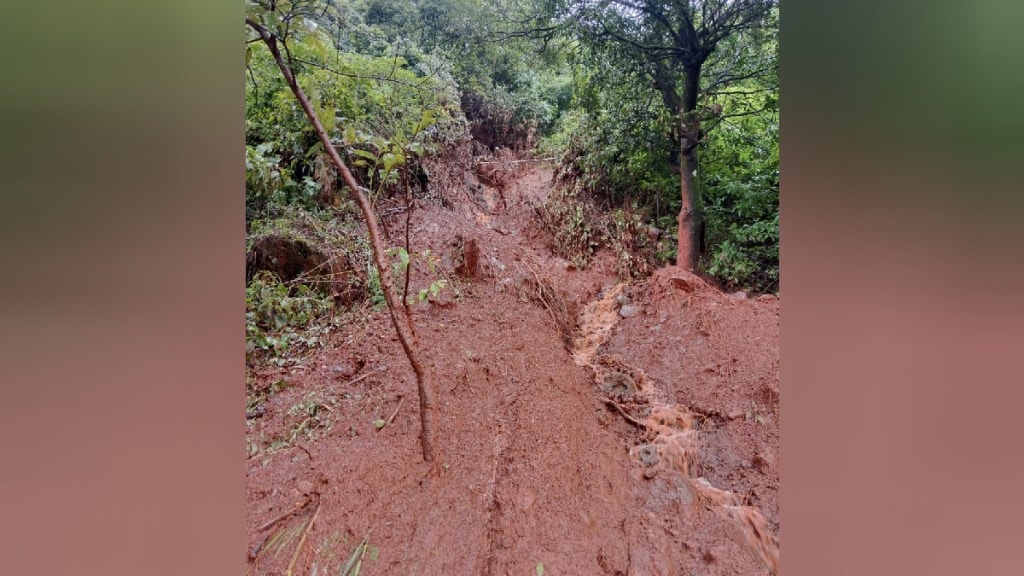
[619,304,643,318]
[638,445,659,467]
[600,371,637,398]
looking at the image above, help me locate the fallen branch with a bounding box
[285,497,321,576]
[256,497,312,533]
[249,497,315,562]
[601,398,647,429]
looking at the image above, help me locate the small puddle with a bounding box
[573,284,780,573]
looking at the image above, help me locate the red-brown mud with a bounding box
[246,166,780,575]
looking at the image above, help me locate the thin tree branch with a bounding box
[246,16,439,463]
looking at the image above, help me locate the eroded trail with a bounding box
[575,284,779,573]
[246,166,779,575]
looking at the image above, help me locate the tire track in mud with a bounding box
[573,283,780,574]
[481,380,518,576]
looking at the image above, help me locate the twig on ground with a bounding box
[601,398,647,429]
[291,443,314,462]
[385,395,405,426]
[285,497,322,576]
[256,497,313,533]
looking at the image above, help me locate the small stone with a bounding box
[619,304,642,318]
[753,451,775,472]
[638,445,659,467]
[296,479,314,495]
[730,290,748,300]
[615,293,631,306]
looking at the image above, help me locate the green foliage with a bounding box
[245,271,334,357]
[542,64,681,221]
[364,261,386,310]
[387,246,449,305]
[245,0,779,296]
[538,5,779,291]
[245,11,463,223]
[417,278,448,304]
[701,81,779,292]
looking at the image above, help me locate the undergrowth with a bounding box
[537,152,659,280]
[245,271,336,361]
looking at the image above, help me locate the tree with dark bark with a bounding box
[246,0,439,463]
[546,0,776,270]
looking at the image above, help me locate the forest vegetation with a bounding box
[245,0,778,413]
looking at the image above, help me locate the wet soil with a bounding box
[246,166,780,575]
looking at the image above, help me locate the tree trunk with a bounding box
[677,142,703,271]
[247,21,438,463]
[676,66,704,271]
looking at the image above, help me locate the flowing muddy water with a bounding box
[573,283,780,574]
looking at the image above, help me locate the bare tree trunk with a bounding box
[677,144,702,271]
[247,21,438,463]
[676,67,704,271]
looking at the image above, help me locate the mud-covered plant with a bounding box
[388,246,448,306]
[609,207,655,280]
[246,271,333,356]
[537,184,603,268]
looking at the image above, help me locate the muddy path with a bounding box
[246,166,780,575]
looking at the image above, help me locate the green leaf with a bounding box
[536,563,544,575]
[414,108,437,133]
[245,45,252,66]
[319,105,336,131]
[353,149,377,161]
[304,141,323,159]
[373,419,385,430]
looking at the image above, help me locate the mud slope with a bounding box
[246,166,779,575]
